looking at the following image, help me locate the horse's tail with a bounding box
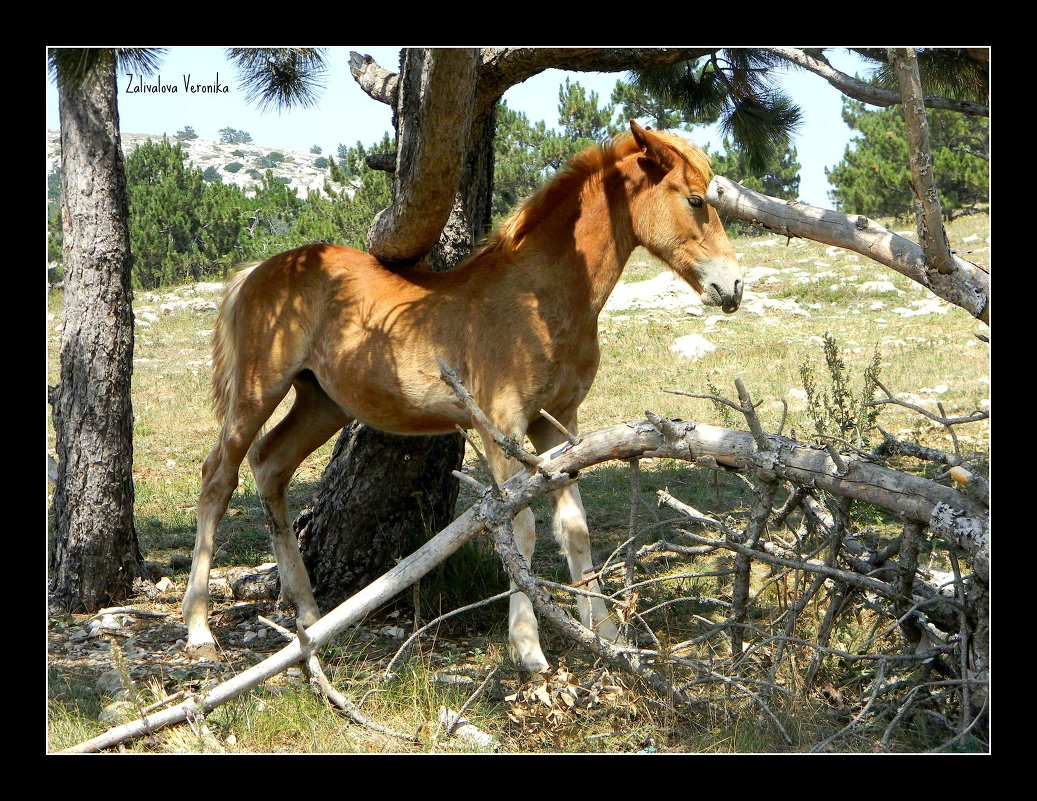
[211,262,260,424]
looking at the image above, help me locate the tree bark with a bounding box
[50,51,144,612]
[298,49,495,607]
[888,47,956,276]
[296,423,464,610]
[366,48,480,264]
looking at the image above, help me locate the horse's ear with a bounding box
[630,119,677,171]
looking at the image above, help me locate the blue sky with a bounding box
[46,47,871,207]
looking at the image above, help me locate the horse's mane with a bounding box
[479,130,713,258]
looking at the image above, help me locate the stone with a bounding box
[860,280,899,294]
[669,334,716,360]
[97,668,126,695]
[99,701,137,724]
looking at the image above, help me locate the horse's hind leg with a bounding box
[183,388,290,659]
[528,415,621,643]
[248,372,350,628]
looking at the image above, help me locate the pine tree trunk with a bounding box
[296,56,495,609]
[49,52,144,612]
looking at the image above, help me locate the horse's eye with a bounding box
[688,195,704,209]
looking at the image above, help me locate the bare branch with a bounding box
[888,48,955,276]
[765,47,988,116]
[707,176,990,324]
[539,408,582,447]
[347,51,398,105]
[438,357,541,471]
[868,377,989,426]
[383,590,516,679]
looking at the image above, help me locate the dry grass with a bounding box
[46,212,990,753]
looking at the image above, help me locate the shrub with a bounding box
[224,162,244,173]
[202,166,222,183]
[313,156,329,169]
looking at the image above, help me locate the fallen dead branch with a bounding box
[64,369,987,753]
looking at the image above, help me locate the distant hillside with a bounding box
[46,131,339,199]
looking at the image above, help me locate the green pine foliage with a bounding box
[224,162,244,173]
[826,99,989,219]
[219,127,253,144]
[709,136,801,234]
[124,139,245,287]
[71,135,395,289]
[175,125,198,140]
[492,82,618,224]
[610,78,690,131]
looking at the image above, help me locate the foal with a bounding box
[183,121,742,670]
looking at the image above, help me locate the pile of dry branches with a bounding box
[64,366,988,753]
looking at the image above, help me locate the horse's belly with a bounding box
[324,369,469,435]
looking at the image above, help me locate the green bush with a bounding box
[202,166,222,183]
[313,156,329,169]
[231,149,246,157]
[224,162,243,173]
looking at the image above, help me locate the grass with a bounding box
[46,212,990,753]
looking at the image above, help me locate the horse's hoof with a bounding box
[185,638,220,662]
[510,640,550,674]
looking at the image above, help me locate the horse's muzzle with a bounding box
[708,279,743,314]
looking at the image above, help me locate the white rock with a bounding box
[962,234,979,243]
[243,631,257,644]
[743,266,781,284]
[891,299,949,317]
[787,388,808,401]
[669,334,716,360]
[684,306,703,317]
[749,238,778,247]
[825,246,845,257]
[870,301,886,310]
[438,707,498,750]
[379,625,406,639]
[860,281,899,294]
[155,576,173,592]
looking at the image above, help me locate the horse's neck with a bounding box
[520,174,638,318]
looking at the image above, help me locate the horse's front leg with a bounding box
[478,425,550,673]
[529,416,622,644]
